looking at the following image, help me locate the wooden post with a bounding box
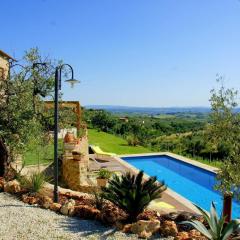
[223,192,233,223]
[44,101,81,137]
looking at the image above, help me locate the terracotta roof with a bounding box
[0,50,16,61]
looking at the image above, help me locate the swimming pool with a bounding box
[122,154,240,219]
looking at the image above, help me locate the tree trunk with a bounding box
[0,139,8,177]
[223,192,232,223]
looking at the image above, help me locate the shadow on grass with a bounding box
[120,143,130,147]
[119,143,141,148]
[59,217,118,239]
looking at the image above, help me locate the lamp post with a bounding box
[54,64,80,203]
[9,63,26,80]
[9,62,47,81]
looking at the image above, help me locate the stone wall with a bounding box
[62,134,89,191]
[0,56,9,79]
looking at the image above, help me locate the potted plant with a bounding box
[96,169,111,187]
[64,132,75,143]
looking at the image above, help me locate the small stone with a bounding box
[22,194,29,203]
[68,206,75,216]
[138,230,152,239]
[131,220,160,239]
[74,205,100,219]
[122,224,132,233]
[60,206,67,215]
[189,229,201,236]
[131,221,146,234]
[41,196,53,209]
[160,220,178,237]
[60,199,76,216]
[162,212,179,221]
[60,205,71,215]
[137,210,160,221]
[50,203,62,212]
[175,231,189,240]
[4,180,21,193]
[188,229,207,239]
[0,177,5,191]
[28,196,38,205]
[175,212,193,222]
[21,194,39,205]
[100,203,127,225]
[68,199,75,206]
[147,220,161,234]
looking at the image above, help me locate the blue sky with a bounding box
[1,0,240,107]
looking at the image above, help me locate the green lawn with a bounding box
[88,129,152,155]
[23,129,150,165]
[24,144,53,166]
[23,139,63,166]
[24,129,220,168]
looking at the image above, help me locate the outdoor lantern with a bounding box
[65,78,80,88]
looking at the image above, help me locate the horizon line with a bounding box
[84,104,212,109]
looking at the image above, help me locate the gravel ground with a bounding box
[0,192,171,240]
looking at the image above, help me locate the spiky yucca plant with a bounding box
[182,202,240,240]
[20,172,47,193]
[93,190,105,210]
[102,170,167,222]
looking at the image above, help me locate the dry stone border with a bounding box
[0,192,173,240]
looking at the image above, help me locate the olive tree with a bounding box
[207,77,240,198]
[0,48,55,167]
[0,48,75,174]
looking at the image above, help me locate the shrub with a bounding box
[20,172,47,193]
[181,202,240,240]
[93,190,105,210]
[126,135,139,146]
[97,169,111,179]
[102,170,167,222]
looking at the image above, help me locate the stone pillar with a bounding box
[62,134,89,190]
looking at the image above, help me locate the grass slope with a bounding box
[24,144,54,166]
[88,129,152,155]
[24,140,63,166]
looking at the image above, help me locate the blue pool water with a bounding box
[122,155,240,219]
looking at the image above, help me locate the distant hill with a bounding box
[85,105,212,115]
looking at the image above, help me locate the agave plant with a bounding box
[102,170,167,222]
[182,202,240,240]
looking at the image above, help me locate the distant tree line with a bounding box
[84,86,240,166]
[83,108,216,157]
